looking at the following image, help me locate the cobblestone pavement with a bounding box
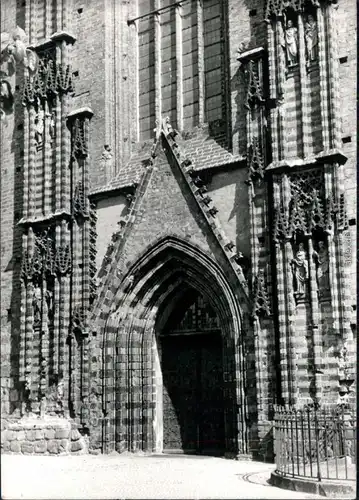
[2,453,323,499]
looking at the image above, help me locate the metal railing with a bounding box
[274,404,356,481]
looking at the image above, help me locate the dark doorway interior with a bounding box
[160,290,225,455]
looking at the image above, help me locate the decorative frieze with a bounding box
[252,271,271,317]
[265,0,338,19]
[247,137,265,184]
[23,58,74,107]
[55,245,71,276]
[244,60,264,109]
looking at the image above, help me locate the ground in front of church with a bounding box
[1,453,327,499]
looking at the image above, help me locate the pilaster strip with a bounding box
[316,6,330,150]
[20,232,28,382]
[297,14,310,158]
[154,4,162,124]
[175,4,183,130]
[197,0,204,125]
[43,100,53,216]
[324,165,339,331]
[327,4,341,149]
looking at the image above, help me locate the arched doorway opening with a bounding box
[158,286,225,455]
[103,237,248,457]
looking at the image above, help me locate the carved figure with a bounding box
[1,27,38,76]
[0,79,13,119]
[35,107,45,146]
[304,15,318,62]
[45,288,54,318]
[163,116,175,137]
[48,110,55,143]
[57,380,64,399]
[291,242,309,295]
[283,20,298,66]
[101,144,112,160]
[32,285,42,326]
[313,241,329,291]
[40,396,47,417]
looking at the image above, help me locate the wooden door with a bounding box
[161,333,224,454]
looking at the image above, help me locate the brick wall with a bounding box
[336,0,357,306]
[1,0,26,414]
[95,195,127,273]
[208,168,251,259]
[0,0,356,458]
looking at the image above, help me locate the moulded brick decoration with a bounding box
[0,0,356,464]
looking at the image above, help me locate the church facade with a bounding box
[1,0,356,458]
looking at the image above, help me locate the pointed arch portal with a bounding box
[102,237,248,457]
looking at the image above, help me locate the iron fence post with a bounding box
[314,405,322,481]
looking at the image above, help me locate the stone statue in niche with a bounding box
[47,110,55,144]
[32,284,42,326]
[1,27,38,119]
[291,242,309,296]
[282,20,299,66]
[304,14,318,63]
[313,241,330,293]
[101,144,114,182]
[34,107,45,147]
[45,288,54,319]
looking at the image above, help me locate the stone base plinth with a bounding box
[1,417,87,455]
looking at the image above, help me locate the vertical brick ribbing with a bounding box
[275,21,286,161]
[327,4,341,149]
[25,228,34,391]
[267,21,277,100]
[28,108,36,218]
[307,237,322,402]
[41,276,49,396]
[61,42,70,212]
[267,21,279,162]
[335,165,352,343]
[273,177,289,403]
[55,83,62,212]
[82,119,90,330]
[20,234,28,382]
[43,100,52,216]
[45,0,52,39]
[285,176,298,405]
[197,0,204,125]
[82,120,91,406]
[154,4,161,124]
[175,4,183,130]
[27,108,36,400]
[297,15,310,158]
[316,6,330,151]
[53,223,61,375]
[20,105,30,383]
[56,0,63,32]
[62,0,69,32]
[324,165,339,331]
